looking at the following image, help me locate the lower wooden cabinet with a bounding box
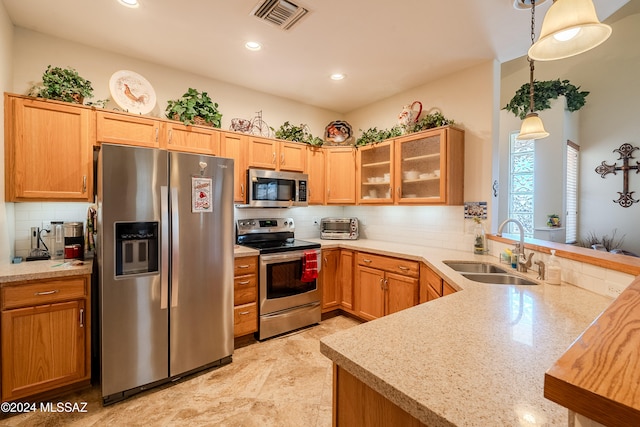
[233,256,258,337]
[339,250,355,312]
[0,275,91,402]
[333,364,425,427]
[321,249,340,312]
[355,253,419,321]
[420,263,457,302]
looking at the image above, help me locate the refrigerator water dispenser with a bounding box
[115,222,159,276]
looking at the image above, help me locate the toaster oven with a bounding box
[320,218,359,240]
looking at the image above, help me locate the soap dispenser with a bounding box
[547,250,561,285]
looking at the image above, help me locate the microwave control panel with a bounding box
[298,180,307,202]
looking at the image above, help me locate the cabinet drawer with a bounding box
[234,274,257,306]
[2,277,87,310]
[234,257,258,276]
[234,302,257,337]
[356,253,419,278]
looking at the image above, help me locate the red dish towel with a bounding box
[301,250,318,282]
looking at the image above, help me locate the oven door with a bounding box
[259,249,321,315]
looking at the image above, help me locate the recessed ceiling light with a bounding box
[245,41,262,51]
[330,73,346,81]
[119,0,139,7]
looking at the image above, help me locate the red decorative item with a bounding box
[300,250,318,282]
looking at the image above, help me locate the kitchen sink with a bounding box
[461,273,538,286]
[443,261,508,274]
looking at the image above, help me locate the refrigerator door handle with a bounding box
[170,187,180,308]
[160,186,169,310]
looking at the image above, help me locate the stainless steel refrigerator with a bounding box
[97,143,234,405]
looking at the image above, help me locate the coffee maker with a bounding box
[50,221,65,260]
[63,222,84,260]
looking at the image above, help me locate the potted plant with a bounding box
[165,88,222,127]
[356,125,404,146]
[28,65,95,104]
[272,121,323,146]
[503,79,589,120]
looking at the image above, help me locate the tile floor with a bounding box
[0,315,360,427]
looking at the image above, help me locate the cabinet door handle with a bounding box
[239,311,251,315]
[237,264,250,269]
[155,127,159,142]
[35,289,59,296]
[238,280,250,285]
[280,153,285,165]
[272,152,276,164]
[396,186,401,197]
[379,278,384,290]
[79,308,85,328]
[363,259,372,263]
[384,279,389,290]
[82,176,87,193]
[241,183,245,197]
[324,257,328,263]
[168,129,173,144]
[398,266,410,271]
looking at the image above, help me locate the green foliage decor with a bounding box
[28,65,95,104]
[166,88,222,127]
[356,111,455,146]
[272,121,323,146]
[503,79,589,120]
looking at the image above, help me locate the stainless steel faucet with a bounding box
[497,218,530,273]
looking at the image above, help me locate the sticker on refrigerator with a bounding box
[192,177,213,213]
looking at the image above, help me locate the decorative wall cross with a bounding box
[595,143,640,208]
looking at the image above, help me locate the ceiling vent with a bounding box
[251,0,309,30]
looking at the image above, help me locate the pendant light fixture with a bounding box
[517,0,550,140]
[528,0,612,61]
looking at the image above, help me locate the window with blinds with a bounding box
[565,141,579,244]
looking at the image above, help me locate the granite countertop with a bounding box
[0,246,255,284]
[234,245,259,258]
[316,238,615,426]
[0,259,94,285]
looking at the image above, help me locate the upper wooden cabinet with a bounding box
[221,131,248,203]
[357,140,394,204]
[326,147,357,205]
[247,137,306,172]
[96,110,161,148]
[4,94,93,202]
[394,126,464,205]
[165,122,221,155]
[98,110,221,155]
[356,126,464,205]
[307,147,326,205]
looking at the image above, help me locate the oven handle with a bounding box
[260,249,322,271]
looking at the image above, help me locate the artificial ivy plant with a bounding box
[28,65,95,104]
[165,88,222,127]
[356,111,455,146]
[503,79,589,120]
[272,121,323,146]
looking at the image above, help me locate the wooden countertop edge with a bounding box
[487,234,640,276]
[544,276,640,425]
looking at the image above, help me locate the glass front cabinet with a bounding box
[357,126,464,205]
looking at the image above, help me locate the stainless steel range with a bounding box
[236,217,321,340]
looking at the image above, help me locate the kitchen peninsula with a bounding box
[317,239,617,426]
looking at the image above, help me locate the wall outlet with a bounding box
[312,217,320,227]
[42,220,52,234]
[606,283,624,298]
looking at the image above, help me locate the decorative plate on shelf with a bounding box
[324,120,354,146]
[109,70,156,114]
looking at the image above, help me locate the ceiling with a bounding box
[1,0,630,113]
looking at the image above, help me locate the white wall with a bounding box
[500,12,640,254]
[12,28,341,139]
[0,1,13,262]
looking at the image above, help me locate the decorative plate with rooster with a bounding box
[109,70,156,114]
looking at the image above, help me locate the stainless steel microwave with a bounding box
[241,168,309,208]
